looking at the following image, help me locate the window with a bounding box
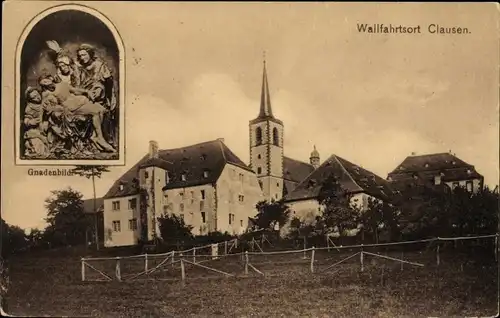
[128,198,137,210]
[164,194,168,202]
[256,127,262,145]
[238,195,244,202]
[112,201,120,211]
[112,221,121,232]
[239,173,244,182]
[466,181,473,192]
[229,213,232,225]
[201,190,206,200]
[277,182,280,187]
[258,154,261,159]
[257,167,262,174]
[273,127,279,146]
[165,171,170,184]
[163,205,168,213]
[200,200,204,210]
[201,212,206,223]
[181,174,186,181]
[128,218,137,230]
[119,184,124,191]
[240,220,243,227]
[452,182,459,190]
[180,203,184,212]
[203,170,209,178]
[200,154,207,161]
[179,192,184,199]
[144,171,149,179]
[434,175,441,185]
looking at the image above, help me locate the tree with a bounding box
[316,175,361,237]
[1,218,28,257]
[254,200,291,231]
[157,214,193,243]
[71,165,110,250]
[44,188,89,247]
[361,197,400,243]
[398,184,499,239]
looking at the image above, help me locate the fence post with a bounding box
[144,254,149,273]
[310,247,315,273]
[225,241,228,255]
[400,251,404,271]
[326,235,330,252]
[81,258,85,282]
[436,244,440,266]
[302,236,307,259]
[180,253,185,281]
[495,236,498,261]
[171,251,175,267]
[115,257,122,281]
[261,233,264,245]
[193,248,196,263]
[360,251,364,272]
[244,251,249,275]
[235,238,238,249]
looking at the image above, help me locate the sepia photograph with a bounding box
[1,1,499,317]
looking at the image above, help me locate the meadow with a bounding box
[5,244,498,317]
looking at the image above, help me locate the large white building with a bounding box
[102,61,395,247]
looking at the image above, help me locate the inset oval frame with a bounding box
[15,4,125,166]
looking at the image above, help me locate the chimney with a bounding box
[217,138,225,143]
[149,140,159,159]
[410,152,417,156]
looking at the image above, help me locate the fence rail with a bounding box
[81,233,499,283]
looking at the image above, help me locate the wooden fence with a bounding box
[80,233,498,282]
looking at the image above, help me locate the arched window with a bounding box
[273,127,279,146]
[256,127,262,145]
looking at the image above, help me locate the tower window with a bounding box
[257,167,262,174]
[256,127,263,145]
[273,127,279,146]
[258,154,261,159]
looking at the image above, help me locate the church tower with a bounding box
[249,57,284,202]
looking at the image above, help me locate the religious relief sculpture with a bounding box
[16,5,125,165]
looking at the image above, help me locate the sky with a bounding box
[2,2,499,230]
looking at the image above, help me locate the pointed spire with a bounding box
[258,51,274,118]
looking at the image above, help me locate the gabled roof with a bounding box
[82,198,104,214]
[282,156,316,195]
[103,139,252,199]
[389,153,473,175]
[161,139,252,190]
[283,154,394,202]
[388,152,483,184]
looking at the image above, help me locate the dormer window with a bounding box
[165,171,170,184]
[434,175,441,185]
[452,161,456,165]
[203,170,209,178]
[119,184,124,191]
[467,169,471,175]
[200,154,207,161]
[181,174,186,181]
[412,174,418,180]
[424,163,429,168]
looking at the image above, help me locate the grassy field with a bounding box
[4,247,499,317]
